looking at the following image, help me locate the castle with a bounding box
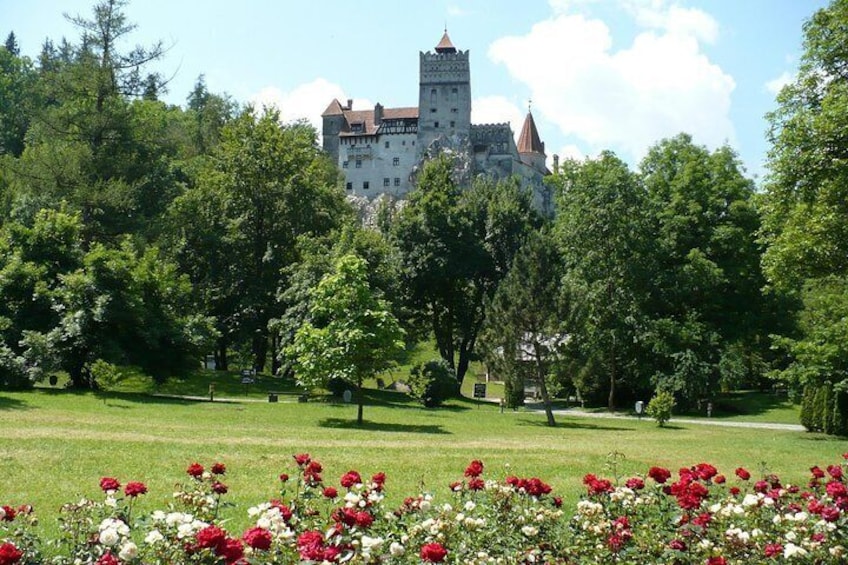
[321,32,554,213]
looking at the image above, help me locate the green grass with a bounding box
[0,384,843,542]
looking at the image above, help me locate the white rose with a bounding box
[144,529,164,545]
[119,541,138,560]
[390,541,405,557]
[99,528,120,546]
[522,525,538,537]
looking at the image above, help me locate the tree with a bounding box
[760,1,848,428]
[393,156,538,383]
[640,134,777,403]
[552,152,653,410]
[168,108,350,372]
[482,229,571,426]
[0,37,36,157]
[286,255,404,425]
[761,0,848,288]
[4,32,20,56]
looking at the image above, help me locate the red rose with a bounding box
[95,552,120,565]
[553,496,563,507]
[297,530,324,561]
[371,472,386,488]
[754,480,768,493]
[821,506,840,522]
[420,542,447,563]
[692,512,712,527]
[694,463,718,481]
[811,466,825,479]
[468,477,485,491]
[355,511,374,528]
[714,475,726,484]
[279,473,289,482]
[340,470,362,488]
[827,465,843,480]
[0,542,23,564]
[668,539,687,551]
[625,477,645,490]
[212,481,228,494]
[764,543,783,558]
[99,477,121,492]
[706,557,727,565]
[1,506,16,522]
[196,525,228,550]
[270,500,293,522]
[187,463,205,477]
[464,459,484,478]
[211,462,226,475]
[729,486,740,496]
[216,537,244,562]
[305,460,323,474]
[124,481,147,497]
[243,527,272,551]
[735,467,751,480]
[648,467,671,484]
[293,453,311,467]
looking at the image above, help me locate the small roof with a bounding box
[517,111,545,155]
[435,30,457,53]
[337,106,419,137]
[321,99,343,117]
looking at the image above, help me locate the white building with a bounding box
[322,32,554,212]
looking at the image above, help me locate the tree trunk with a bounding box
[252,331,268,373]
[456,347,471,385]
[534,343,556,427]
[356,383,364,426]
[608,342,616,411]
[216,338,228,371]
[270,333,281,376]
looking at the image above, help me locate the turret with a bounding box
[417,30,471,152]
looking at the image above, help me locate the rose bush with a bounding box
[2,454,848,563]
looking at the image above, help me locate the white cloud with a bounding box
[548,0,598,13]
[766,71,792,95]
[472,95,526,142]
[447,4,470,17]
[250,79,372,143]
[488,10,735,163]
[624,1,719,43]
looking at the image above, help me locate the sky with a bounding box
[2,0,830,181]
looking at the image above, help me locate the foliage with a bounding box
[4,454,848,563]
[407,358,457,407]
[286,255,404,424]
[552,152,653,410]
[646,390,676,427]
[482,229,571,423]
[394,156,539,383]
[168,107,350,373]
[799,383,848,435]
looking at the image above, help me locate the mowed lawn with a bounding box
[0,387,845,538]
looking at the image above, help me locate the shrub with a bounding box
[325,377,349,397]
[408,358,457,407]
[646,389,676,427]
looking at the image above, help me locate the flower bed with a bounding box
[1,454,847,563]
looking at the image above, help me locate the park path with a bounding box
[151,393,805,432]
[534,406,805,431]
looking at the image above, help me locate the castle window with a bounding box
[394,177,400,187]
[450,121,455,128]
[346,182,352,190]
[402,140,406,146]
[363,181,370,190]
[431,108,437,113]
[355,159,362,168]
[383,177,390,187]
[342,161,348,169]
[384,141,389,148]
[430,88,437,105]
[434,121,439,128]
[451,108,458,113]
[393,157,400,166]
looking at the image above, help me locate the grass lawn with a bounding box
[0,384,844,542]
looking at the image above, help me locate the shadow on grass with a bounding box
[354,389,473,413]
[0,395,29,410]
[681,390,798,420]
[318,417,450,434]
[515,417,632,432]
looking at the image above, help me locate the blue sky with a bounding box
[2,0,829,181]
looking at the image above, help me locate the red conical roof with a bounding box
[435,31,457,53]
[321,99,344,117]
[517,111,545,155]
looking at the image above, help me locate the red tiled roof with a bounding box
[435,31,456,53]
[338,106,419,136]
[517,111,545,155]
[321,99,344,117]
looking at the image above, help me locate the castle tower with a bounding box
[417,31,471,153]
[517,110,547,173]
[321,98,348,164]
